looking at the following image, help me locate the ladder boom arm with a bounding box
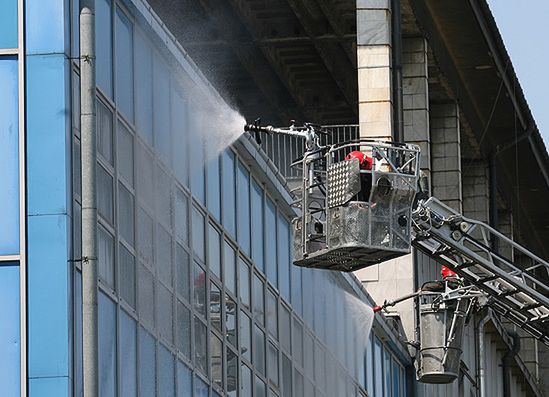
[411,197,549,345]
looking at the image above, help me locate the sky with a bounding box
[486,1,549,145]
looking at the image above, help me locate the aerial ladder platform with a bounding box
[244,121,549,382]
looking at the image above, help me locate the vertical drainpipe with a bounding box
[477,314,491,397]
[391,0,403,142]
[489,153,499,252]
[80,1,98,396]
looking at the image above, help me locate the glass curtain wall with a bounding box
[71,0,409,396]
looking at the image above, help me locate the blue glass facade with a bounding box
[26,0,72,395]
[0,0,411,396]
[0,57,19,255]
[0,2,23,396]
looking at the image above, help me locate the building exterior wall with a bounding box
[1,0,545,396]
[67,1,410,397]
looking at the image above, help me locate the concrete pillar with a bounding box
[402,37,430,184]
[431,103,462,212]
[356,0,393,140]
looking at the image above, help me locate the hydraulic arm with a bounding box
[411,197,549,345]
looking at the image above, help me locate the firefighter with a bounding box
[422,265,460,292]
[345,150,373,201]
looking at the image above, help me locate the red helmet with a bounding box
[441,265,457,279]
[345,151,373,170]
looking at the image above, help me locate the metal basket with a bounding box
[417,297,469,383]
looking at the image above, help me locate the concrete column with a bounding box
[356,0,393,140]
[402,37,430,185]
[431,103,462,212]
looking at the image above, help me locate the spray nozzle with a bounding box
[244,118,273,145]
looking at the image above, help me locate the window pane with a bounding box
[192,207,205,262]
[251,180,263,270]
[293,320,304,368]
[0,0,17,48]
[393,360,401,397]
[210,282,222,332]
[207,224,221,279]
[156,225,173,286]
[189,118,205,203]
[99,293,116,397]
[225,293,237,348]
[236,161,250,255]
[136,143,154,208]
[239,258,250,310]
[194,318,208,375]
[194,375,209,397]
[211,332,223,389]
[172,87,188,187]
[207,155,221,220]
[98,226,115,288]
[223,241,236,294]
[304,332,314,380]
[221,149,236,237]
[177,361,192,397]
[158,344,175,397]
[174,189,188,244]
[374,337,383,397]
[365,334,373,394]
[0,58,19,255]
[119,310,137,397]
[266,289,278,338]
[118,121,134,186]
[115,7,134,121]
[265,198,277,286]
[97,164,113,223]
[138,264,154,327]
[384,348,391,396]
[193,262,206,316]
[253,325,265,375]
[135,28,153,145]
[280,306,291,353]
[157,283,173,342]
[153,56,171,166]
[255,376,266,397]
[139,328,156,396]
[97,99,114,163]
[278,217,290,301]
[118,183,134,245]
[137,206,153,266]
[227,345,238,396]
[240,310,251,361]
[155,166,172,228]
[282,354,292,397]
[176,244,190,301]
[294,369,304,397]
[0,264,20,395]
[267,341,279,387]
[96,0,112,97]
[314,343,326,391]
[291,265,302,315]
[119,244,135,307]
[253,274,264,325]
[241,364,252,397]
[176,300,191,358]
